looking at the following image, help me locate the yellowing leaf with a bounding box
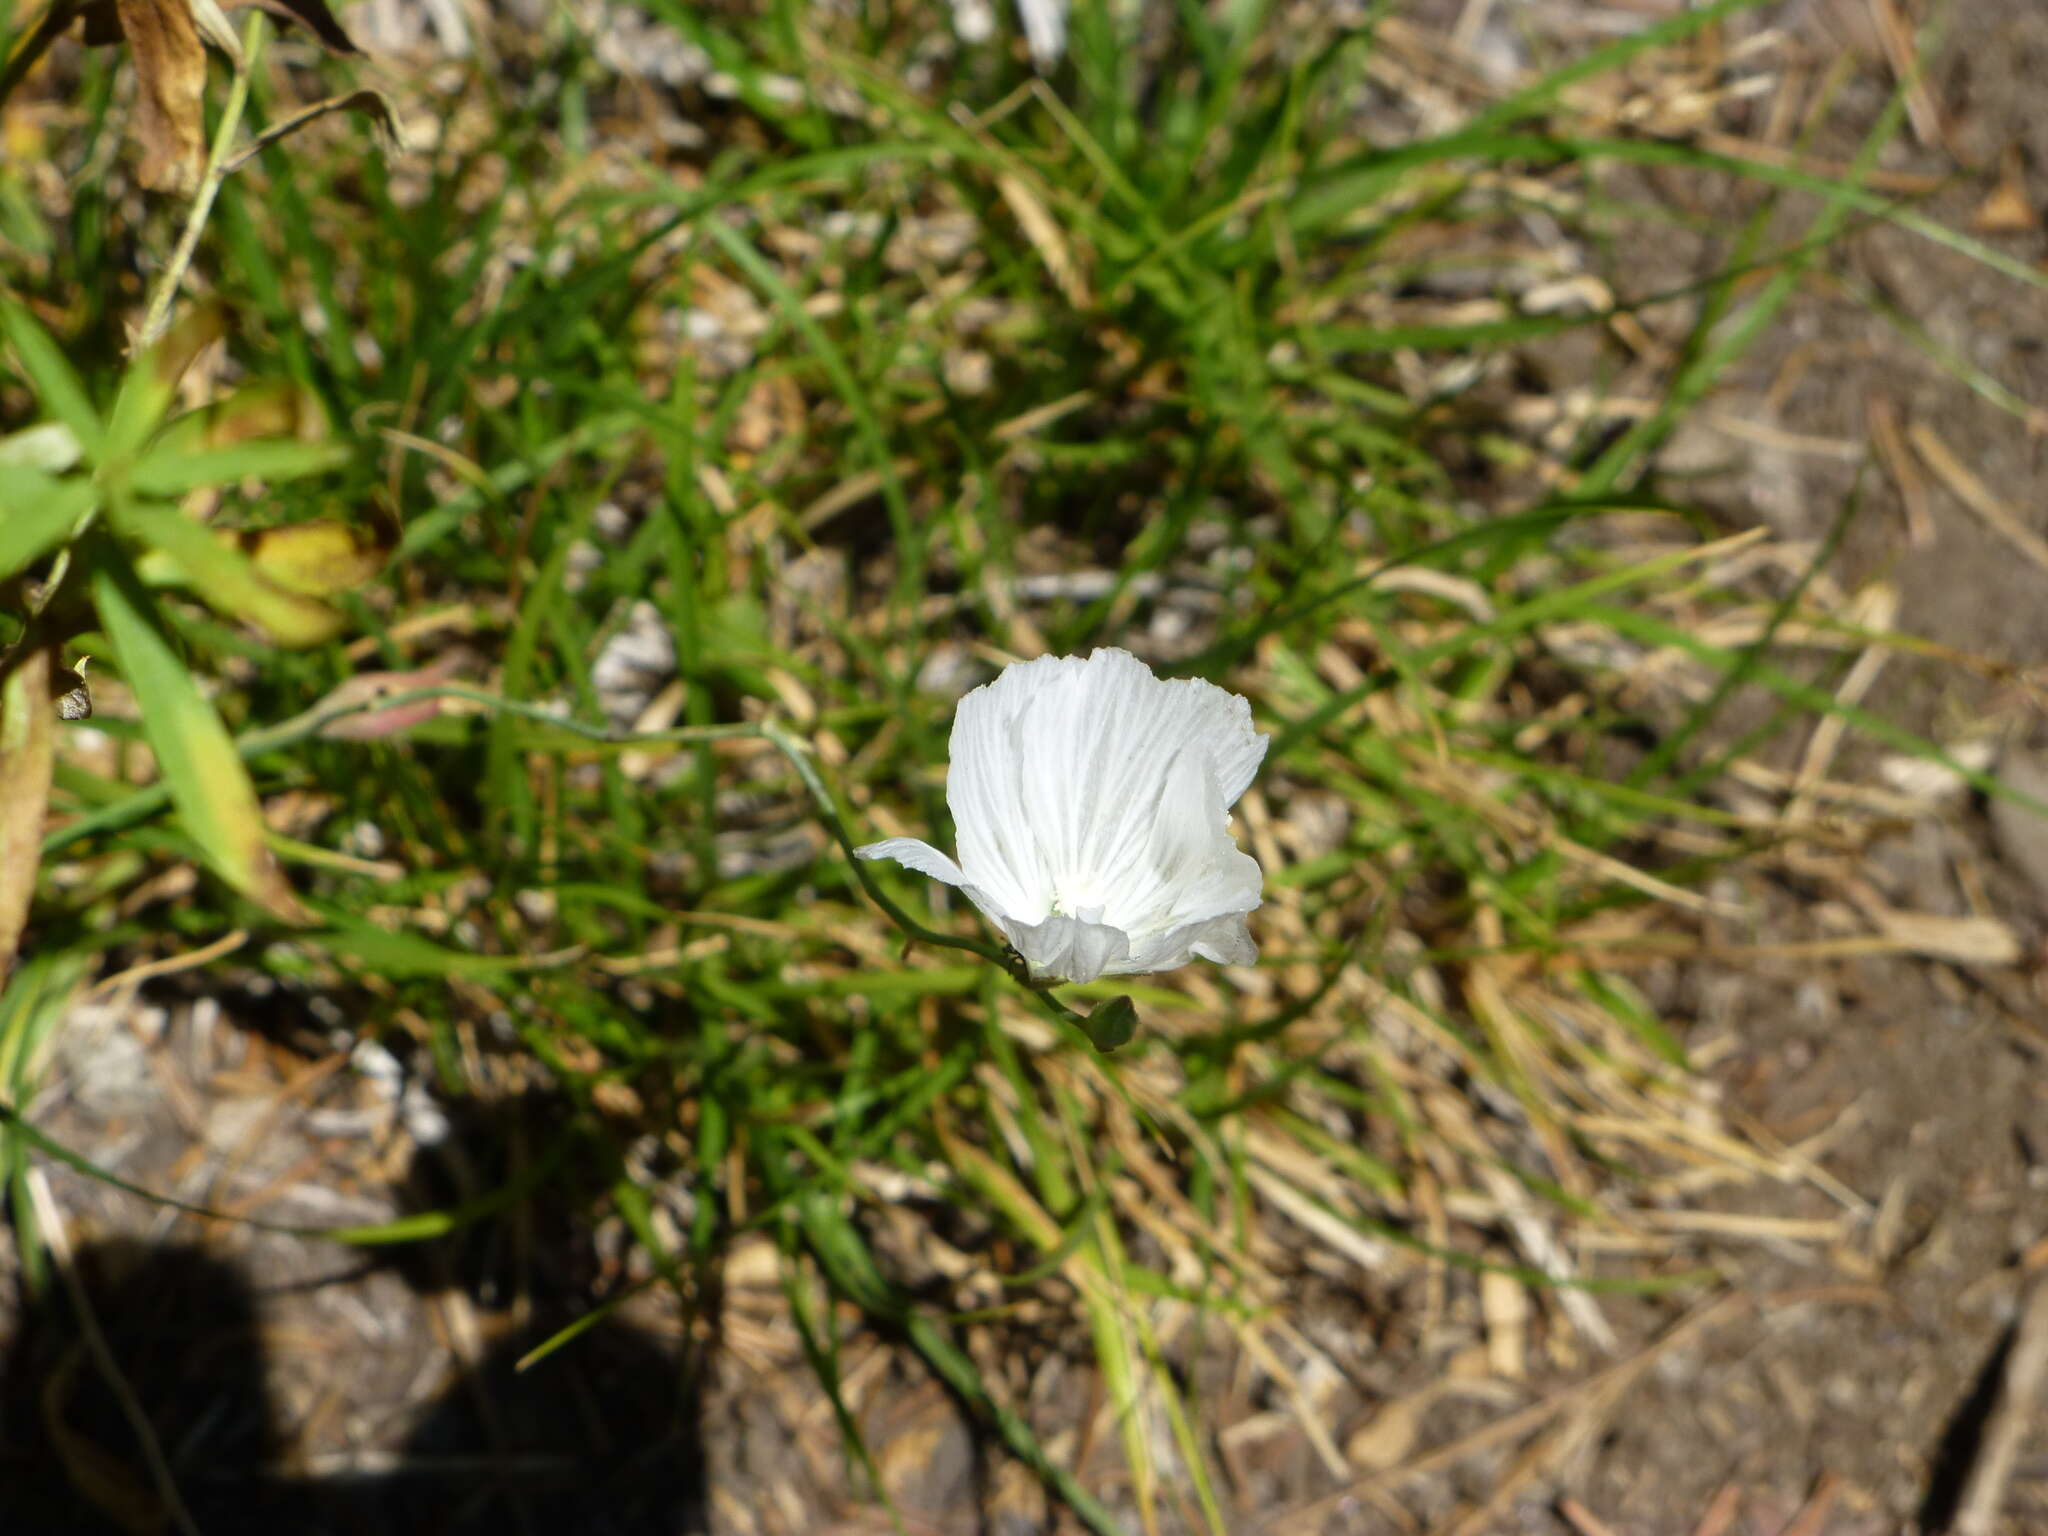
[238,516,391,597]
[105,302,225,458]
[156,379,327,453]
[111,500,346,647]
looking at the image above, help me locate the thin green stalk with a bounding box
[42,681,1082,1024]
[135,12,268,349]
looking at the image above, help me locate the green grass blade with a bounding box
[127,439,351,497]
[0,298,102,456]
[798,1189,1134,1536]
[702,219,921,611]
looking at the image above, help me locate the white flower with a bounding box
[1014,0,1068,67]
[857,648,1268,984]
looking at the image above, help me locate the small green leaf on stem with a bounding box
[128,438,350,496]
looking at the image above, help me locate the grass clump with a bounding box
[2,0,2038,1529]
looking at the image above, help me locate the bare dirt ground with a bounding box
[1572,0,2048,1528]
[4,3,2048,1534]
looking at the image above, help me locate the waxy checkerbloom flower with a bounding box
[857,648,1267,984]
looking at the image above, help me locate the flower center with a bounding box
[1049,890,1110,926]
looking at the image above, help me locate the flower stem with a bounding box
[134,11,267,351]
[46,675,1079,1025]
[757,720,1010,970]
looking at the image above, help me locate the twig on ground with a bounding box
[1778,1471,1842,1536]
[1558,1498,1622,1536]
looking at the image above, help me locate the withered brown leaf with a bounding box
[76,0,363,194]
[0,644,58,983]
[109,0,211,193]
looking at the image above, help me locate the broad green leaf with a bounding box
[0,472,95,583]
[0,299,101,456]
[109,499,345,647]
[89,541,310,922]
[0,421,83,473]
[127,438,351,497]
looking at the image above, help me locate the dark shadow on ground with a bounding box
[0,1094,708,1535]
[1918,1319,2016,1533]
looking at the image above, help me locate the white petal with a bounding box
[1208,696,1269,811]
[1090,727,1263,939]
[1014,0,1067,66]
[854,837,968,887]
[856,837,1018,935]
[1004,912,1131,985]
[1127,911,1259,974]
[946,666,1062,922]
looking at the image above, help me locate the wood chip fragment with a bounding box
[1865,907,2021,967]
[1481,1270,1530,1380]
[1973,146,2039,234]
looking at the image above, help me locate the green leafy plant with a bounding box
[1,298,366,947]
